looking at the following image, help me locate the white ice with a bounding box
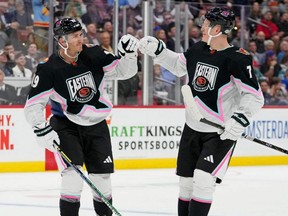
[0,166,288,216]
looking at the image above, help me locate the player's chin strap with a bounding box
[58,40,80,59]
[207,27,222,45]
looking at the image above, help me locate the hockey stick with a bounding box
[53,141,122,216]
[181,85,288,155]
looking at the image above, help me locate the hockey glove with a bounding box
[33,122,59,152]
[118,34,139,58]
[219,113,250,141]
[139,36,166,57]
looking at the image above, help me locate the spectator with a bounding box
[0,68,17,105]
[102,20,113,37]
[100,31,113,53]
[246,2,262,36]
[193,9,207,28]
[12,52,32,78]
[267,1,281,24]
[230,28,242,48]
[0,49,13,76]
[64,1,87,32]
[4,42,16,71]
[170,1,193,29]
[13,0,33,30]
[0,1,19,43]
[85,22,100,45]
[269,77,288,105]
[166,22,184,52]
[66,0,87,17]
[259,79,273,105]
[81,3,99,26]
[126,25,136,36]
[260,50,283,79]
[255,31,266,53]
[248,40,265,79]
[281,67,288,91]
[0,22,9,49]
[264,39,276,53]
[256,10,279,40]
[32,0,49,53]
[160,65,176,104]
[132,15,143,31]
[153,0,165,25]
[153,64,168,105]
[155,28,167,44]
[277,40,288,64]
[279,0,288,14]
[160,12,174,34]
[25,42,39,73]
[277,12,288,39]
[16,83,30,104]
[118,71,140,105]
[188,26,201,48]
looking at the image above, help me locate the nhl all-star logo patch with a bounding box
[192,62,219,92]
[66,71,97,103]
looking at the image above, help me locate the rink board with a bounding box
[0,106,288,172]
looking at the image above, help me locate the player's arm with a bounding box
[24,63,59,152]
[24,63,54,127]
[231,55,264,119]
[139,36,187,77]
[103,34,138,80]
[218,54,264,141]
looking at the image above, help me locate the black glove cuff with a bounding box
[34,124,53,137]
[154,39,164,56]
[231,113,250,127]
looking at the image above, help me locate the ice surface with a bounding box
[0,166,288,216]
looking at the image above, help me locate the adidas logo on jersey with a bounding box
[103,156,113,163]
[204,155,214,163]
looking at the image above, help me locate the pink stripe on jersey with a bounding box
[25,89,53,106]
[179,197,191,202]
[52,91,67,111]
[55,151,67,170]
[192,197,212,204]
[99,96,113,107]
[79,104,111,115]
[61,195,80,201]
[103,59,119,72]
[212,147,233,176]
[179,53,186,64]
[233,77,263,96]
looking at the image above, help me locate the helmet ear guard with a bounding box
[205,7,235,35]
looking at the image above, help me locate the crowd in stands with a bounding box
[0,0,288,106]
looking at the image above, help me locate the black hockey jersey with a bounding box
[24,45,138,126]
[155,41,264,132]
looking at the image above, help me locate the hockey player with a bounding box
[24,17,139,216]
[139,7,264,216]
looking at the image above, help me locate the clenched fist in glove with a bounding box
[33,122,59,152]
[219,113,250,141]
[139,36,166,57]
[118,34,139,58]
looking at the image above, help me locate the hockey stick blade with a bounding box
[53,141,122,216]
[181,85,288,155]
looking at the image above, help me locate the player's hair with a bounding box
[205,7,235,35]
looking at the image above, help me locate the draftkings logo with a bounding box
[66,71,97,103]
[192,62,218,92]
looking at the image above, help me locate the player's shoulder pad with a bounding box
[235,47,250,56]
[185,41,205,55]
